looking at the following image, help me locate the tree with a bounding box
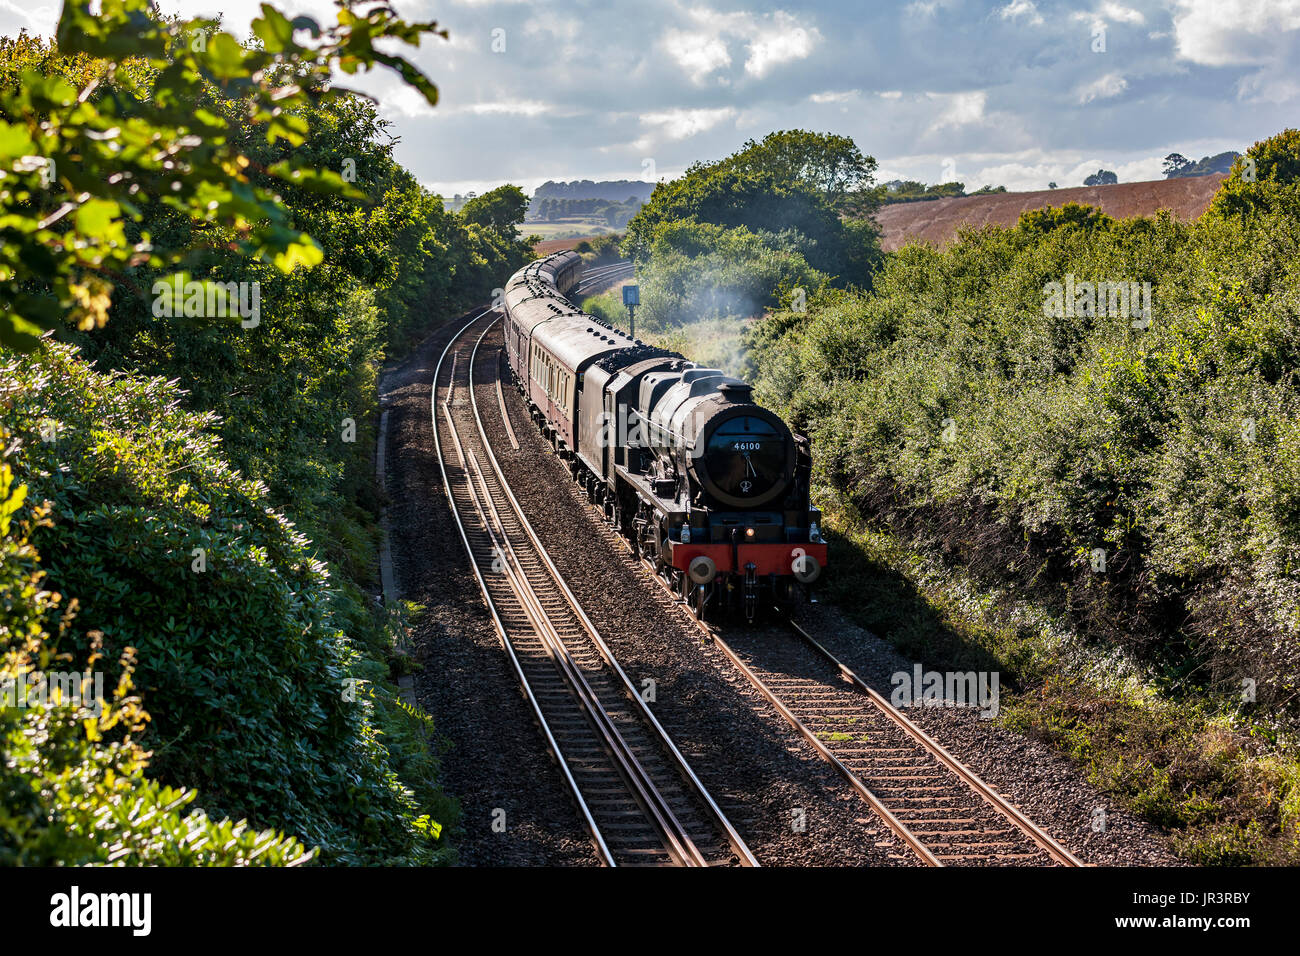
[1017,202,1113,235]
[1168,151,1243,179]
[0,0,447,352]
[1208,129,1300,219]
[461,184,528,237]
[1163,153,1192,177]
[1084,169,1119,186]
[1048,182,1058,189]
[729,129,878,213]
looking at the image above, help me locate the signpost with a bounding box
[622,283,639,340]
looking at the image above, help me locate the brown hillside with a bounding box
[875,174,1227,251]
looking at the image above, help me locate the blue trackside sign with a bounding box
[622,284,640,306]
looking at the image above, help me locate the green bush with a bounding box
[0,459,312,865]
[750,128,1300,718]
[630,220,829,331]
[2,343,442,863]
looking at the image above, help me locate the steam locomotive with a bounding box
[502,251,826,621]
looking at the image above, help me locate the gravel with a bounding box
[380,314,598,866]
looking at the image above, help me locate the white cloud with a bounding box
[1172,0,1300,66]
[998,1,1043,27]
[927,90,987,132]
[1070,3,1145,28]
[809,89,859,104]
[465,100,553,117]
[659,7,819,84]
[744,12,819,77]
[662,29,732,84]
[380,83,439,120]
[1077,72,1128,104]
[0,0,56,33]
[1098,2,1145,25]
[639,107,736,141]
[1236,69,1300,103]
[523,16,582,43]
[389,95,556,121]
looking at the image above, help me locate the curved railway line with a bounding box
[567,259,634,297]
[431,293,1085,868]
[432,308,755,867]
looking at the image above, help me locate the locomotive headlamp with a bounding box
[680,524,692,544]
[745,527,755,538]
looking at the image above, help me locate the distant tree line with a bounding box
[528,196,644,227]
[872,180,1007,205]
[1163,151,1241,178]
[533,179,655,202]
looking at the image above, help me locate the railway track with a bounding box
[701,621,1084,866]
[567,259,634,297]
[613,554,1085,864]
[432,308,755,867]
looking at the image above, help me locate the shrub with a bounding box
[2,342,441,863]
[749,130,1300,719]
[0,458,312,865]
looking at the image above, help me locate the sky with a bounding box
[2,0,1298,198]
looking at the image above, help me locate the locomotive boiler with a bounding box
[502,251,826,621]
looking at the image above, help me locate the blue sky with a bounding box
[3,1,1297,197]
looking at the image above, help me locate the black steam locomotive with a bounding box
[502,251,825,620]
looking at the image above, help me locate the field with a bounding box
[523,218,621,239]
[875,174,1227,250]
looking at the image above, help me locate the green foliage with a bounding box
[531,196,642,229]
[1165,150,1241,179]
[1083,169,1118,186]
[1016,201,1115,235]
[2,344,445,863]
[0,5,509,865]
[0,0,447,350]
[1208,128,1300,220]
[871,180,966,205]
[461,184,528,238]
[0,458,312,865]
[623,129,879,281]
[580,233,624,264]
[630,220,828,330]
[750,129,1300,722]
[723,129,877,213]
[618,131,881,333]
